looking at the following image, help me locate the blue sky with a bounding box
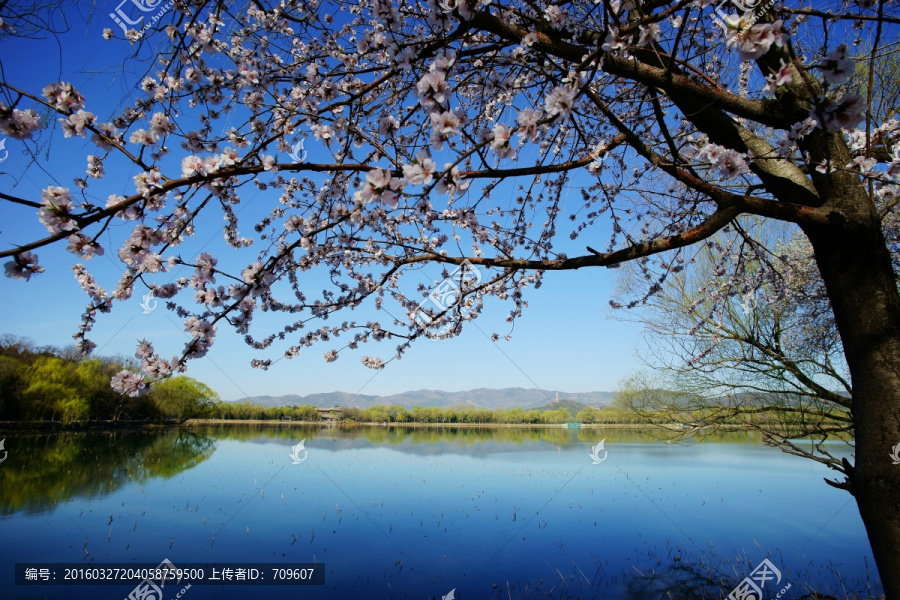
[0,3,647,401]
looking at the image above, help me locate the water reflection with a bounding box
[0,425,875,599]
[0,426,770,516]
[0,429,214,515]
[190,422,765,446]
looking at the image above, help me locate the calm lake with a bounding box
[0,426,880,599]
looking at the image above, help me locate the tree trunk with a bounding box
[802,192,900,599]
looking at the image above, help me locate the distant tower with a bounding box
[555,392,559,403]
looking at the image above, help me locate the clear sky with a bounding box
[0,4,648,401]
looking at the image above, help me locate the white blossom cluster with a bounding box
[0,0,896,391]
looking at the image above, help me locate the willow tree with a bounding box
[148,375,219,422]
[1,0,898,592]
[612,223,856,470]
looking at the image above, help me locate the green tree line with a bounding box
[0,335,218,423]
[212,396,845,429]
[211,402,649,425]
[3,333,806,428]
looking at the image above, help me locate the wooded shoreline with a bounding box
[0,418,778,431]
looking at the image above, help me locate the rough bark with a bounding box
[800,132,900,598]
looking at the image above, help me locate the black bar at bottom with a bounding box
[15,563,324,585]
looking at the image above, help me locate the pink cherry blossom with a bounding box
[402,151,438,185]
[545,85,577,120]
[361,355,384,369]
[66,233,104,259]
[517,107,543,141]
[42,82,85,112]
[821,44,853,85]
[723,18,785,61]
[219,147,240,167]
[814,94,866,132]
[543,5,567,28]
[38,186,78,233]
[4,251,44,281]
[763,62,793,96]
[416,71,451,107]
[261,155,278,172]
[638,23,660,46]
[436,163,470,196]
[60,110,96,138]
[110,370,146,397]
[0,104,43,139]
[129,128,160,146]
[182,155,203,177]
[135,340,155,359]
[602,28,629,54]
[490,123,514,159]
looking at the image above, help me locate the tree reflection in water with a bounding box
[0,429,214,515]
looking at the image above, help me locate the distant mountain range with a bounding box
[232,388,615,411]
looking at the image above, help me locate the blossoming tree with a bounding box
[613,223,857,463]
[1,0,899,592]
